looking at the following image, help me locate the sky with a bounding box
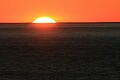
[0,0,120,22]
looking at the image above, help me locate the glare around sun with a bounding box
[33,17,56,23]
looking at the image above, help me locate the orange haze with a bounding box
[0,0,120,22]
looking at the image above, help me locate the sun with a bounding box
[33,17,56,23]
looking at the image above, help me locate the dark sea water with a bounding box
[0,23,120,80]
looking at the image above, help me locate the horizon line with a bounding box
[0,22,120,24]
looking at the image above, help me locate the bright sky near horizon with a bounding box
[0,0,120,22]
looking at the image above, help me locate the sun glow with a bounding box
[33,17,56,23]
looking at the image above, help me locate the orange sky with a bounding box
[0,0,120,22]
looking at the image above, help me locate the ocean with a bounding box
[0,23,120,80]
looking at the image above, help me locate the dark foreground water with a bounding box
[0,23,120,80]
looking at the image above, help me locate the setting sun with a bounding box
[33,17,56,23]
